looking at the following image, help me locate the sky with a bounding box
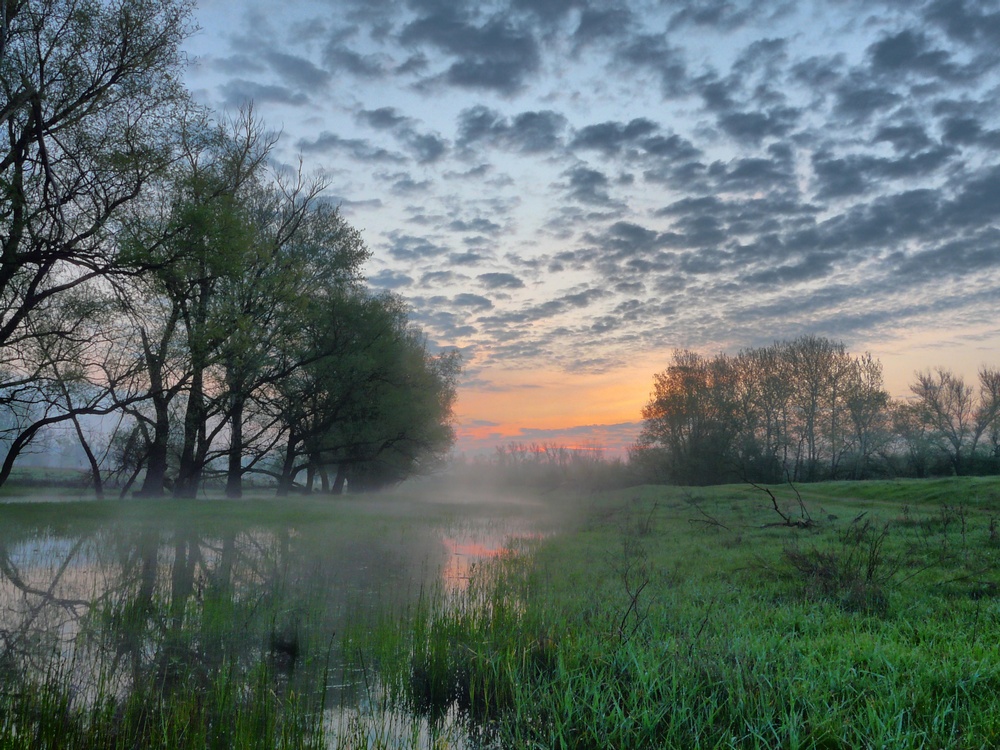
[181,0,1000,455]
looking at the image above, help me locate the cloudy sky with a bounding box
[182,0,1000,454]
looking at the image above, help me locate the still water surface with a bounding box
[0,486,559,746]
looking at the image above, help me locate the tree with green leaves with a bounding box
[272,288,459,495]
[0,0,192,485]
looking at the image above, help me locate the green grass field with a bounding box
[2,476,1000,748]
[358,476,1000,748]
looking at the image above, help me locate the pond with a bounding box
[0,485,562,748]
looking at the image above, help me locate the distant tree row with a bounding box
[632,337,1000,486]
[450,442,634,492]
[0,0,459,497]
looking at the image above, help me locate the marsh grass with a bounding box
[6,478,1000,747]
[0,485,565,749]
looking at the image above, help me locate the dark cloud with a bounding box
[355,107,449,163]
[716,106,800,145]
[615,33,689,98]
[562,165,619,206]
[834,77,903,123]
[212,54,266,76]
[324,28,386,78]
[295,132,406,162]
[457,106,567,153]
[873,122,933,153]
[368,269,413,289]
[401,10,541,93]
[407,133,448,163]
[574,7,633,46]
[868,29,962,80]
[385,233,449,261]
[925,0,1000,52]
[892,228,1000,281]
[570,118,659,155]
[262,50,331,89]
[667,0,757,31]
[940,163,1000,230]
[510,0,583,22]
[453,293,494,310]
[357,106,410,130]
[707,149,796,195]
[744,253,837,285]
[811,146,956,200]
[219,79,309,107]
[478,272,525,289]
[449,251,487,265]
[421,270,463,286]
[449,218,503,235]
[390,175,433,194]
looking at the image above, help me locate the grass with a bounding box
[4,476,1000,747]
[351,476,1000,748]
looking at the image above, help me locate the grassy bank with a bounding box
[3,477,1000,747]
[360,476,1000,748]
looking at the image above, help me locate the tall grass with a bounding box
[5,478,1000,747]
[355,477,1000,748]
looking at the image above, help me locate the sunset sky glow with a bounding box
[182,0,1000,455]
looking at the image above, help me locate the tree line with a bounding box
[632,336,1000,486]
[0,0,459,498]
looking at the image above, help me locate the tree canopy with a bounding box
[0,0,460,496]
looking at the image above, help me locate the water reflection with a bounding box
[0,492,555,744]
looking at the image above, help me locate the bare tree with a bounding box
[908,368,998,475]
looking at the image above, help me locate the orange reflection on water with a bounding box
[441,536,511,591]
[441,530,549,592]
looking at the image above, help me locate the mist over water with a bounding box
[0,482,565,742]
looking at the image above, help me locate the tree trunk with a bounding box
[276,429,298,496]
[225,393,245,498]
[137,318,178,498]
[332,464,347,495]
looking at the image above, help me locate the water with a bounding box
[0,486,559,746]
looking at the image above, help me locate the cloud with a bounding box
[873,122,933,153]
[868,28,962,80]
[385,233,450,261]
[570,118,659,155]
[614,33,689,98]
[457,106,568,153]
[368,269,413,289]
[295,132,407,162]
[573,7,633,46]
[716,106,800,145]
[478,272,525,289]
[401,10,541,93]
[561,165,620,206]
[218,79,309,107]
[355,107,449,163]
[356,106,410,130]
[323,30,386,78]
[449,251,488,265]
[453,293,494,310]
[449,218,503,235]
[421,270,463,286]
[810,146,956,200]
[262,50,332,89]
[833,76,903,123]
